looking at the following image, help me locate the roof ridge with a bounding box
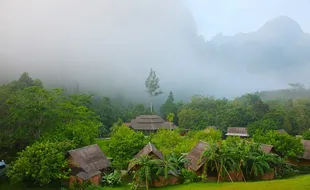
[149,142,153,152]
[148,115,155,130]
[68,144,98,152]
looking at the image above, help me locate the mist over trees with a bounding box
[1,1,310,101]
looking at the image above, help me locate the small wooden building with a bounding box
[186,141,245,182]
[289,140,310,166]
[128,115,178,133]
[128,142,163,172]
[186,141,209,176]
[256,144,275,180]
[128,142,179,187]
[67,144,111,186]
[277,129,288,134]
[260,144,275,154]
[226,127,249,138]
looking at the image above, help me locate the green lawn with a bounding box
[1,175,309,190]
[106,175,310,190]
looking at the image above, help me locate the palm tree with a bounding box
[157,155,177,180]
[131,155,159,190]
[166,113,175,130]
[168,153,188,174]
[202,142,235,182]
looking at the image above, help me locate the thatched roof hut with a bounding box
[226,127,249,137]
[67,144,110,184]
[260,144,274,154]
[128,142,163,171]
[205,126,217,130]
[129,115,177,132]
[277,129,288,134]
[288,140,310,166]
[186,141,209,172]
[299,140,310,160]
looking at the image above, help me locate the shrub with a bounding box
[128,182,138,190]
[8,140,74,186]
[180,169,200,184]
[108,125,146,169]
[71,180,92,190]
[302,130,310,140]
[0,167,8,182]
[101,170,122,187]
[253,130,304,158]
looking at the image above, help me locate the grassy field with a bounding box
[1,175,309,190]
[106,175,310,190]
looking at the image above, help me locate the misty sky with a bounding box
[1,0,310,101]
[186,0,310,39]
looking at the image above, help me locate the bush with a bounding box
[253,130,304,158]
[0,167,8,182]
[70,180,101,190]
[180,169,200,184]
[101,170,122,187]
[192,128,222,142]
[8,140,74,186]
[128,182,138,190]
[108,125,147,169]
[71,180,92,190]
[302,130,310,140]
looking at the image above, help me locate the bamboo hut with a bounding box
[67,144,111,186]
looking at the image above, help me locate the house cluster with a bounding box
[65,115,310,187]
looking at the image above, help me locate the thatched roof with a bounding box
[226,127,249,137]
[260,144,274,154]
[205,126,217,130]
[186,141,209,172]
[277,129,288,134]
[129,115,178,131]
[68,144,110,179]
[299,140,310,160]
[128,142,163,171]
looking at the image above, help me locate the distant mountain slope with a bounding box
[206,16,310,73]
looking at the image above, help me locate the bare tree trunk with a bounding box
[150,98,153,113]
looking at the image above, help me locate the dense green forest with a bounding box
[1,72,310,189]
[1,72,310,162]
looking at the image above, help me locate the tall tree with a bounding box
[145,68,163,113]
[160,91,176,119]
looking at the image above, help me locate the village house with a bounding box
[128,142,179,187]
[67,144,111,186]
[186,140,243,181]
[277,129,288,134]
[186,141,209,176]
[256,144,276,180]
[289,140,310,166]
[225,127,249,138]
[260,144,275,154]
[126,115,178,133]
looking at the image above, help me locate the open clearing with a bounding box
[105,175,310,190]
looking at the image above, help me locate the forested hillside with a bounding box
[2,73,310,163]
